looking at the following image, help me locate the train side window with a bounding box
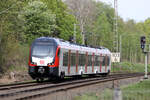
[95,56,98,66]
[92,55,95,66]
[81,54,85,66]
[83,54,86,66]
[57,48,60,57]
[80,54,83,66]
[71,53,76,66]
[88,55,92,66]
[79,54,86,66]
[79,54,82,66]
[63,52,68,66]
[105,56,108,66]
[107,57,110,66]
[96,56,100,66]
[102,56,105,66]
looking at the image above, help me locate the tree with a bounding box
[65,0,97,44]
[143,18,150,35]
[19,1,56,43]
[41,0,82,43]
[84,1,114,50]
[0,0,30,73]
[120,19,143,62]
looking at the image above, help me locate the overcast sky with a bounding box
[99,0,150,22]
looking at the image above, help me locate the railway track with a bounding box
[0,73,145,100]
[0,81,39,91]
[0,75,105,91]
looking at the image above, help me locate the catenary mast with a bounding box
[114,0,118,52]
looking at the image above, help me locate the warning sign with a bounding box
[111,52,120,62]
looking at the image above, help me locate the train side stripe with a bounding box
[100,54,102,72]
[76,51,78,73]
[54,46,60,67]
[92,53,95,73]
[68,50,71,74]
[105,55,107,72]
[109,55,111,71]
[85,52,88,73]
[28,47,36,67]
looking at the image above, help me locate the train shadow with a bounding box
[39,74,108,84]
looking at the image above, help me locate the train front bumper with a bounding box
[28,66,59,79]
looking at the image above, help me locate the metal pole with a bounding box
[81,25,85,45]
[144,53,148,79]
[120,35,122,62]
[74,23,76,43]
[114,0,118,52]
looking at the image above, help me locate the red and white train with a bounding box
[28,37,111,81]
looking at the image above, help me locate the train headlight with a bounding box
[47,62,54,65]
[31,62,37,65]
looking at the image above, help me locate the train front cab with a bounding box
[28,39,60,81]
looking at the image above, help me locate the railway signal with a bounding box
[140,36,148,79]
[140,36,146,51]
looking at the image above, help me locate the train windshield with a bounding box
[32,44,55,57]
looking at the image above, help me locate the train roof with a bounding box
[34,37,111,55]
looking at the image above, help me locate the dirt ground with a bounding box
[0,71,32,84]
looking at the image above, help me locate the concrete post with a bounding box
[120,35,122,62]
[144,53,148,79]
[113,88,122,100]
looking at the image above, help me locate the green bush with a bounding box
[112,62,149,73]
[0,35,29,73]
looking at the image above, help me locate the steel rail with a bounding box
[16,73,144,100]
[0,73,144,100]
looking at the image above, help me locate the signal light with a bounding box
[140,36,146,50]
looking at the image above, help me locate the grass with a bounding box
[8,65,28,72]
[101,80,150,100]
[112,62,150,73]
[122,80,150,100]
[74,93,99,100]
[5,44,29,73]
[74,89,113,100]
[74,80,150,100]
